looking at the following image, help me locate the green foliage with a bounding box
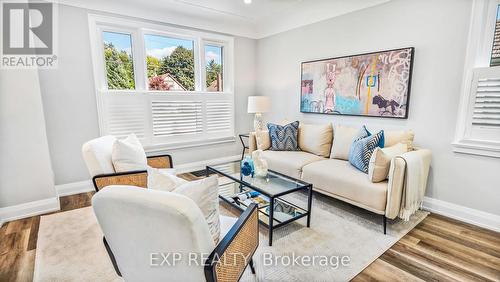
[104,43,135,90]
[146,56,160,78]
[159,46,195,91]
[206,59,222,89]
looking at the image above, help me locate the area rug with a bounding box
[34,192,428,281]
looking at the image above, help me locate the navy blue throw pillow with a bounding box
[349,130,385,173]
[267,121,300,151]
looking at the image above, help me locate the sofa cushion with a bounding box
[267,121,300,151]
[261,150,324,179]
[256,130,271,151]
[384,130,415,150]
[302,159,388,213]
[330,125,369,160]
[298,123,333,157]
[82,135,117,177]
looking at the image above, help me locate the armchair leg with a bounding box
[249,258,256,274]
[383,216,387,235]
[103,237,122,277]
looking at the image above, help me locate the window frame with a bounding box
[142,30,200,91]
[453,0,500,158]
[202,40,226,92]
[100,28,140,90]
[88,14,235,151]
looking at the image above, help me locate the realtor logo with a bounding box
[1,1,57,68]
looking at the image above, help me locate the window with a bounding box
[145,34,195,91]
[205,45,223,92]
[453,0,500,158]
[102,31,135,90]
[89,15,234,150]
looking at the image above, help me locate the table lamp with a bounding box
[247,96,270,131]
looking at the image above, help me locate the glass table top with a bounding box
[208,161,309,197]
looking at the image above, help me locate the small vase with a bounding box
[241,156,255,177]
[252,149,268,177]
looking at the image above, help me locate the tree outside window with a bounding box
[103,32,135,90]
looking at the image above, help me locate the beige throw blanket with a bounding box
[396,149,432,221]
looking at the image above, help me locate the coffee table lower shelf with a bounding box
[215,177,313,246]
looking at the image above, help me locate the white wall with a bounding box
[256,0,500,216]
[38,4,255,185]
[0,69,56,208]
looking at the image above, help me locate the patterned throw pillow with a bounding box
[267,121,300,151]
[349,129,385,173]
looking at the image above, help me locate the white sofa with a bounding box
[249,123,431,232]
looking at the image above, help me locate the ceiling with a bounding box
[58,0,391,38]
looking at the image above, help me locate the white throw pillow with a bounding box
[368,143,409,182]
[173,175,220,244]
[111,134,147,172]
[330,125,362,160]
[147,167,187,192]
[298,123,333,157]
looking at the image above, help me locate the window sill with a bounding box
[452,139,500,158]
[144,136,236,153]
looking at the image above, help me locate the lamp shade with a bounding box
[247,96,271,113]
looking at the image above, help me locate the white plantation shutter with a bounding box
[467,67,500,141]
[206,101,232,133]
[472,76,500,127]
[152,100,203,137]
[98,92,235,148]
[100,93,148,139]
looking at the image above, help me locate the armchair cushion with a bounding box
[82,135,117,177]
[173,176,221,245]
[111,134,147,172]
[147,167,187,191]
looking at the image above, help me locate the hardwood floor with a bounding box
[1,189,499,282]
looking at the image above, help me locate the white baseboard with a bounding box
[55,180,94,197]
[175,154,241,174]
[422,197,500,233]
[0,197,60,224]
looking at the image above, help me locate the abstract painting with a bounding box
[300,47,414,118]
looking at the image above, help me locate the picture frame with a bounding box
[300,47,415,119]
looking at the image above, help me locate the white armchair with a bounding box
[92,185,259,282]
[82,135,173,191]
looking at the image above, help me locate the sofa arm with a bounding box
[92,171,148,192]
[248,132,257,154]
[385,149,432,219]
[146,154,173,169]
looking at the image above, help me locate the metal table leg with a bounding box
[307,184,313,227]
[268,197,274,246]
